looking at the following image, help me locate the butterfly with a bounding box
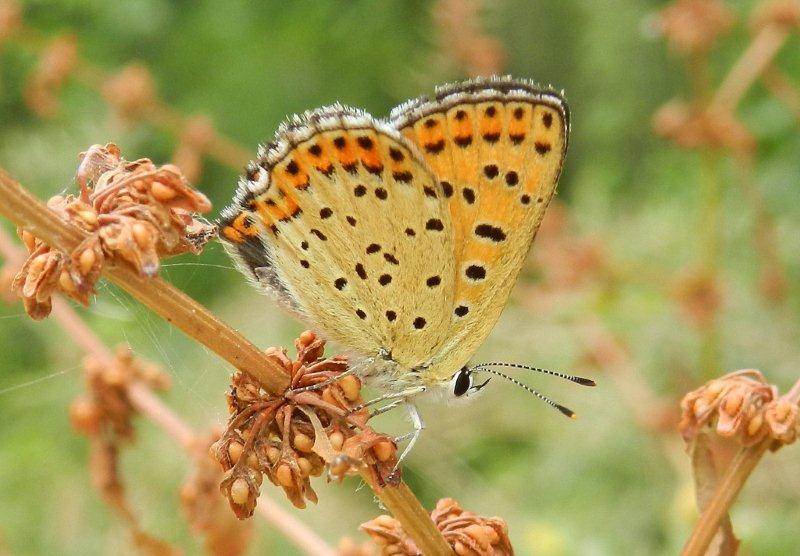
[218,76,592,459]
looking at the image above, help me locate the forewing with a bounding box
[391,77,569,379]
[219,106,455,368]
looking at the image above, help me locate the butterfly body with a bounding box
[219,77,569,399]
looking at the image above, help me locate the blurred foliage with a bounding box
[1,1,799,555]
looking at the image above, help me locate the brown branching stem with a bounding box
[710,23,792,112]
[735,153,788,302]
[0,225,337,556]
[0,168,453,555]
[762,65,800,121]
[681,379,800,556]
[0,167,288,394]
[697,150,722,379]
[681,438,770,556]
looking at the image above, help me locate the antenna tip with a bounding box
[556,404,576,419]
[574,376,596,387]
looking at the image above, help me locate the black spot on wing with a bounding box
[474,224,507,242]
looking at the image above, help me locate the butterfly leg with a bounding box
[394,402,424,467]
[368,399,403,419]
[347,386,425,414]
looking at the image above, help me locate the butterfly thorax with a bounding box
[348,350,455,395]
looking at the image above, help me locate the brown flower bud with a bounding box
[340,374,362,402]
[78,248,96,275]
[229,477,250,506]
[227,441,244,464]
[293,432,314,453]
[69,397,102,435]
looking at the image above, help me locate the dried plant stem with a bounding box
[0,227,336,556]
[697,150,722,378]
[256,499,337,556]
[680,439,770,556]
[735,153,788,301]
[710,23,790,111]
[762,65,800,121]
[0,168,452,555]
[681,379,800,556]
[0,167,287,394]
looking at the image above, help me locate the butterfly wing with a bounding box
[391,77,569,381]
[219,106,456,370]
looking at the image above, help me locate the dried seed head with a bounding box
[373,440,395,463]
[361,498,513,556]
[655,0,734,55]
[58,270,76,292]
[11,143,214,319]
[329,430,345,451]
[23,34,78,118]
[751,0,800,31]
[69,396,102,435]
[102,64,157,120]
[181,429,254,553]
[78,248,96,275]
[653,102,755,153]
[150,181,177,202]
[679,369,799,448]
[764,398,799,444]
[213,332,397,515]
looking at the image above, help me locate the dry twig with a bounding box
[679,371,800,556]
[0,168,453,555]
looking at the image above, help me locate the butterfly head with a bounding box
[446,362,596,417]
[449,365,491,399]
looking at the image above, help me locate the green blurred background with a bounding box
[1,1,799,554]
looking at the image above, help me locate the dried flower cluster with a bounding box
[23,34,78,118]
[655,0,734,54]
[70,346,171,441]
[680,369,800,448]
[529,203,606,292]
[102,64,158,122]
[172,115,217,183]
[181,429,254,556]
[672,267,723,329]
[212,331,399,517]
[11,143,214,319]
[361,498,513,556]
[751,0,800,31]
[0,0,21,46]
[652,101,755,153]
[69,346,177,554]
[435,0,505,77]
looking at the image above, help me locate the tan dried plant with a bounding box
[11,143,214,319]
[213,331,399,517]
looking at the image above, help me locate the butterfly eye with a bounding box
[452,367,472,397]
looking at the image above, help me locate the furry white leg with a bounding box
[369,399,403,419]
[347,386,425,414]
[394,403,424,467]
